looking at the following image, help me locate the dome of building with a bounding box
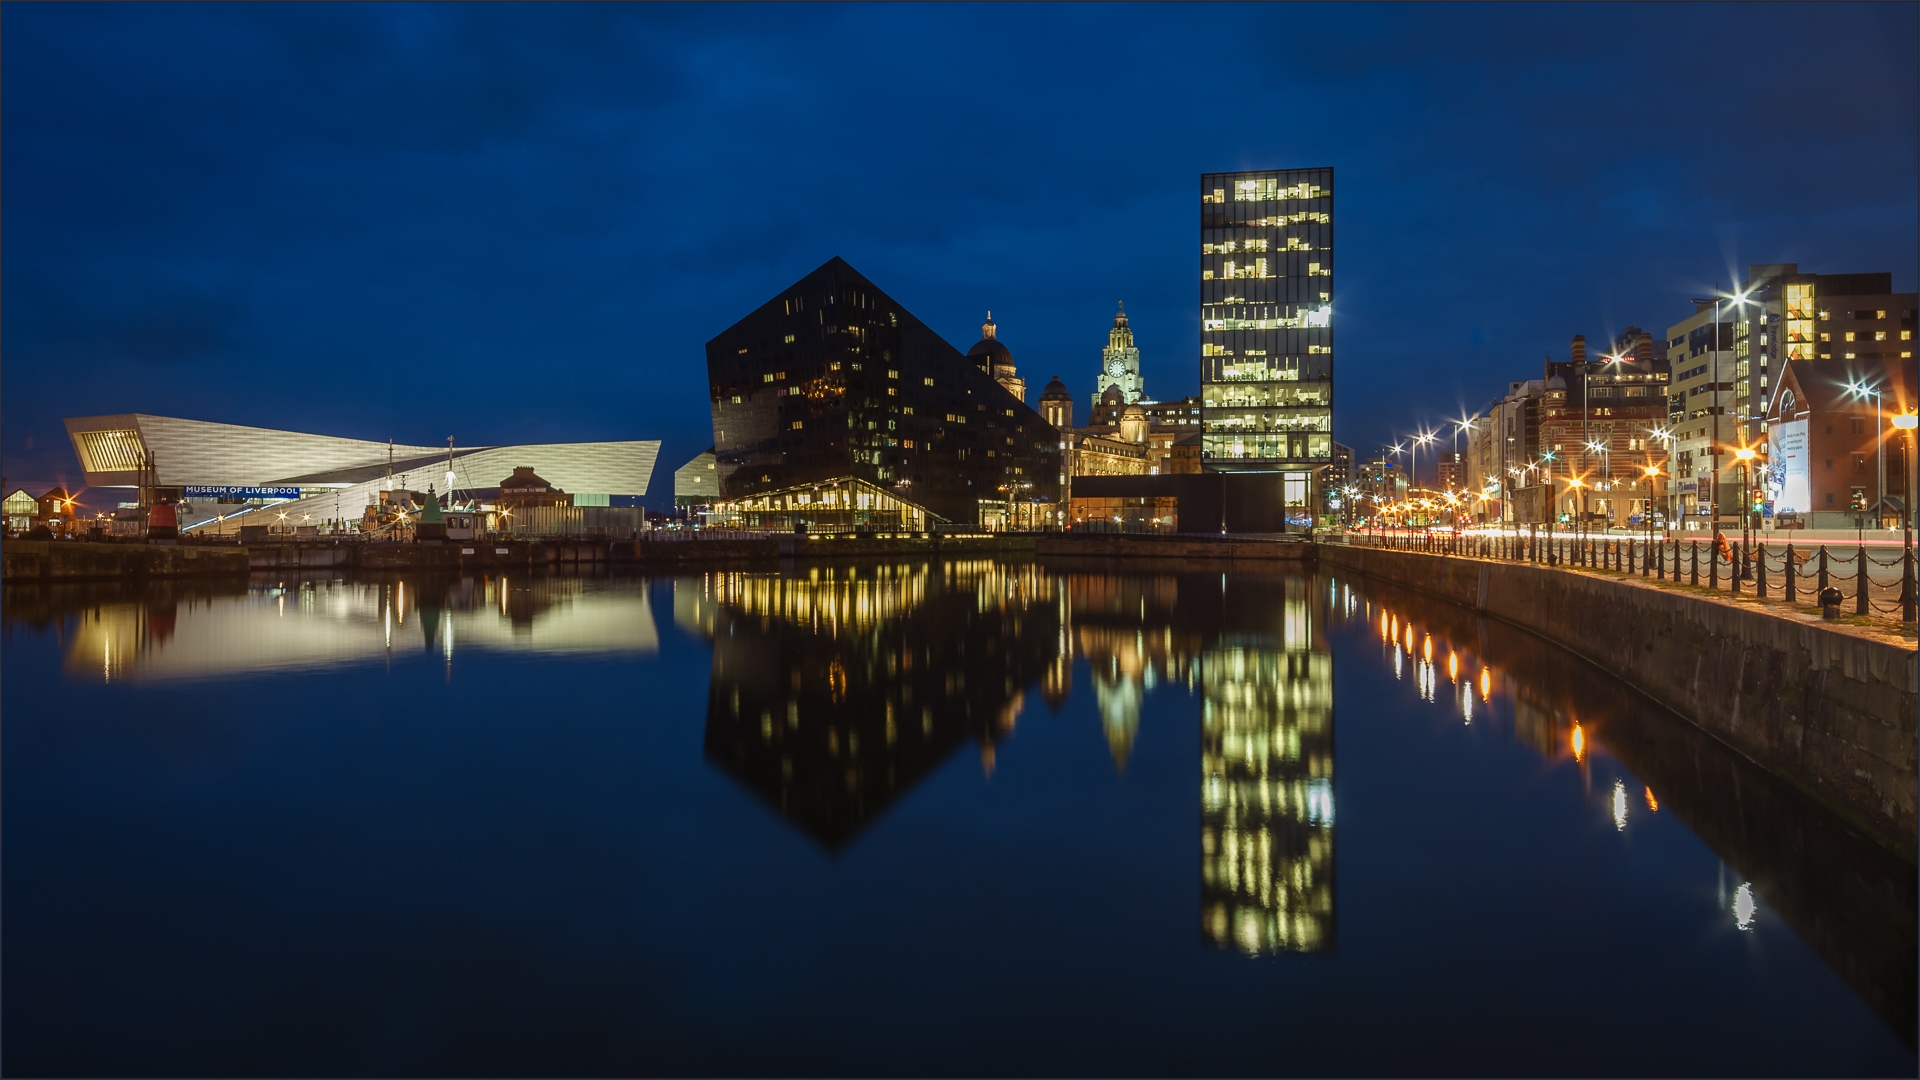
[966,311,1014,372]
[1546,374,1568,389]
[1100,384,1125,406]
[1040,375,1071,402]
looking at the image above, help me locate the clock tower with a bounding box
[1093,302,1145,407]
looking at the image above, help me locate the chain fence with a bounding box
[1340,527,1917,627]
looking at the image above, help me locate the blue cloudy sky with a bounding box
[4,2,1915,497]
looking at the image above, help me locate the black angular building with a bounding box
[704,257,1063,526]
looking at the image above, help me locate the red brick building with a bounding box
[1764,356,1915,529]
[1538,331,1673,524]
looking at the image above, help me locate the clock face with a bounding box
[1107,359,1126,377]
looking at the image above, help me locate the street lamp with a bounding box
[1691,285,1755,539]
[1734,446,1756,580]
[1452,416,1477,499]
[1649,425,1677,535]
[1891,409,1917,625]
[1410,430,1436,500]
[1641,464,1661,549]
[1845,379,1888,529]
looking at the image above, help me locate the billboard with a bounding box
[1768,420,1808,515]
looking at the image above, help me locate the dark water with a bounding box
[3,563,1913,1077]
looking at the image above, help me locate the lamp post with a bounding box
[1649,425,1676,536]
[1412,430,1435,507]
[1734,446,1757,580]
[1691,287,1753,542]
[1586,438,1611,529]
[1642,464,1661,552]
[1845,380,1888,529]
[1891,409,1916,625]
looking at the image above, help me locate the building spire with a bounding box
[982,311,996,340]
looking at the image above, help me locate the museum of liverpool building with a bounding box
[695,256,1062,530]
[62,412,658,533]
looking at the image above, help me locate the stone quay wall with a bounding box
[1036,534,1312,562]
[2,540,250,580]
[1317,543,1919,855]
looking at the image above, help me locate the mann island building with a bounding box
[687,256,1063,531]
[60,414,658,534]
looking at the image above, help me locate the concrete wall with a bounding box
[1036,535,1311,562]
[1318,544,1919,855]
[2,540,249,580]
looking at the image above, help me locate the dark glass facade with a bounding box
[705,257,1062,525]
[1200,168,1335,470]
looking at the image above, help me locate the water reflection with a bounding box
[684,564,1338,955]
[39,573,657,682]
[4,562,1909,1048]
[1327,571,1916,1048]
[682,562,1063,849]
[1197,585,1334,955]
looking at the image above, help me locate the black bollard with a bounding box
[1784,543,1796,604]
[1817,545,1829,595]
[1756,544,1767,598]
[1856,543,1869,615]
[1691,541,1699,585]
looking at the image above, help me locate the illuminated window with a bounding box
[1876,310,1887,319]
[762,373,775,383]
[1844,331,1856,342]
[791,421,804,430]
[922,377,934,386]
[1820,332,1831,342]
[1874,331,1886,341]
[783,334,796,344]
[1904,331,1914,340]
[1234,178,1278,201]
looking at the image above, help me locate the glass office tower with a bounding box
[1199,169,1334,514]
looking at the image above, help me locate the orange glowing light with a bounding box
[1644,787,1658,812]
[1479,667,1491,701]
[1448,652,1459,682]
[1571,723,1586,762]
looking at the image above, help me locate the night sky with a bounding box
[5,2,1915,503]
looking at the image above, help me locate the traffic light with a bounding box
[1850,490,1868,512]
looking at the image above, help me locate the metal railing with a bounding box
[1341,526,1917,626]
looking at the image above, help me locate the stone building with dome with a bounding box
[967,313,1026,404]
